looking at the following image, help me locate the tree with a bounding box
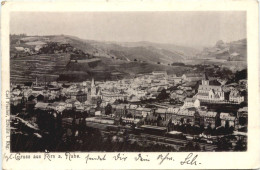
[216,137,232,151]
[234,139,246,151]
[194,143,201,151]
[234,69,247,82]
[157,89,169,100]
[105,103,112,115]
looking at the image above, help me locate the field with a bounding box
[11,53,70,83]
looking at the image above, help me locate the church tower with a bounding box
[202,63,209,86]
[91,78,96,96]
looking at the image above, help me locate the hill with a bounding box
[10,34,194,83]
[197,39,247,61]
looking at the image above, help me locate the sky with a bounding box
[10,12,246,48]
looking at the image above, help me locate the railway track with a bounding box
[85,121,217,151]
[139,133,217,151]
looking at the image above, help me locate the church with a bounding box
[88,78,102,104]
[196,72,225,102]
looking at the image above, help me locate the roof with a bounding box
[35,102,49,109]
[231,52,240,56]
[140,125,167,131]
[178,109,195,116]
[198,85,222,92]
[230,90,242,97]
[197,92,209,96]
[167,131,183,135]
[199,110,217,117]
[155,108,167,114]
[220,112,236,120]
[167,107,180,113]
[184,73,201,77]
[146,115,157,121]
[136,107,152,112]
[182,81,197,87]
[238,107,248,112]
[51,102,61,107]
[184,97,197,103]
[189,77,203,82]
[206,111,217,117]
[209,80,222,86]
[15,47,25,51]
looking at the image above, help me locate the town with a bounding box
[10,66,248,152]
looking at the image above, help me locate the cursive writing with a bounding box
[180,153,201,165]
[85,154,106,164]
[113,153,127,161]
[4,153,13,162]
[157,153,174,165]
[134,154,150,161]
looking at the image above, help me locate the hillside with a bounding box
[197,39,247,61]
[10,34,194,83]
[117,41,199,58]
[64,37,188,64]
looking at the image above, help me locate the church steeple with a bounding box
[91,78,95,87]
[91,78,96,96]
[202,61,209,85]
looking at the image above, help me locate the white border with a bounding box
[1,1,259,169]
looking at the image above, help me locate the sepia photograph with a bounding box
[8,11,249,153]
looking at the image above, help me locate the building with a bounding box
[220,112,236,127]
[237,107,248,126]
[176,109,197,125]
[152,71,168,79]
[88,78,102,104]
[198,109,218,128]
[229,89,244,103]
[196,72,225,102]
[182,73,202,82]
[183,98,200,108]
[35,102,50,110]
[135,107,153,118]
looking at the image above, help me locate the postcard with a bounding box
[1,0,259,169]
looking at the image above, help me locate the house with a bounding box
[176,108,197,125]
[237,107,248,126]
[155,108,167,120]
[66,102,73,109]
[183,98,200,108]
[74,100,81,106]
[135,107,153,118]
[182,73,202,82]
[237,107,248,118]
[24,48,31,53]
[35,45,43,52]
[229,89,244,103]
[169,77,182,84]
[166,107,180,123]
[199,110,218,128]
[76,104,84,112]
[239,79,248,88]
[50,102,60,111]
[220,112,236,127]
[12,89,21,96]
[15,47,25,51]
[115,104,127,117]
[152,71,168,79]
